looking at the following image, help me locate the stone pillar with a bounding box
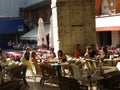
[51,0,97,55]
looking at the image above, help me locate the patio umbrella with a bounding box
[37,18,47,47]
[49,16,54,48]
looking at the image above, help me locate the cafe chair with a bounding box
[58,76,88,90]
[97,71,120,90]
[71,64,84,80]
[7,64,29,87]
[61,64,73,77]
[39,64,58,87]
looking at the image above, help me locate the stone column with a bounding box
[51,0,97,55]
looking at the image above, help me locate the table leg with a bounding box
[89,81,92,90]
[112,60,114,66]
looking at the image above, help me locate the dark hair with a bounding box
[86,46,92,50]
[32,51,36,55]
[50,48,54,51]
[58,50,63,56]
[31,51,36,58]
[103,47,108,55]
[26,47,30,50]
[76,44,80,49]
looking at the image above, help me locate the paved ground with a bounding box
[21,76,60,90]
[21,76,97,90]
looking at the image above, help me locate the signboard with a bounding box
[0,18,24,34]
[18,25,24,32]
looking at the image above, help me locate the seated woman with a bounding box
[90,44,98,58]
[56,50,67,76]
[84,46,93,59]
[84,46,96,72]
[49,48,56,59]
[31,51,41,74]
[57,50,67,62]
[20,47,34,77]
[101,45,110,59]
[84,45,99,60]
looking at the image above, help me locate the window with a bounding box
[98,31,112,46]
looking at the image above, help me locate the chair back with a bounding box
[9,64,27,79]
[85,60,92,70]
[40,64,57,78]
[39,64,57,87]
[7,64,29,87]
[71,64,84,79]
[97,71,120,90]
[92,61,98,68]
[58,76,88,90]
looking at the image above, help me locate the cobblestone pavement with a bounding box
[21,76,60,90]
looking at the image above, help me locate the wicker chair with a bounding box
[58,76,88,90]
[61,64,73,77]
[71,64,84,80]
[7,64,29,87]
[40,64,58,87]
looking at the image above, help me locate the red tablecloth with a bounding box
[6,52,22,60]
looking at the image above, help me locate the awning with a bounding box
[20,27,38,40]
[96,15,120,31]
[0,18,24,34]
[20,23,50,40]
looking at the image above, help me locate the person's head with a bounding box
[26,47,31,52]
[58,50,63,57]
[31,51,36,57]
[50,48,54,52]
[76,43,81,50]
[103,47,108,55]
[90,44,95,49]
[86,46,92,53]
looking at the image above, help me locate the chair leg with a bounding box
[40,78,44,87]
[23,78,29,88]
[40,78,42,85]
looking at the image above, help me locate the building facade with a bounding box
[22,0,120,49]
[0,0,44,49]
[95,0,120,47]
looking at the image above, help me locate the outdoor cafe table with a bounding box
[50,62,69,66]
[51,62,69,76]
[49,59,59,63]
[93,66,114,75]
[79,75,104,90]
[103,58,120,66]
